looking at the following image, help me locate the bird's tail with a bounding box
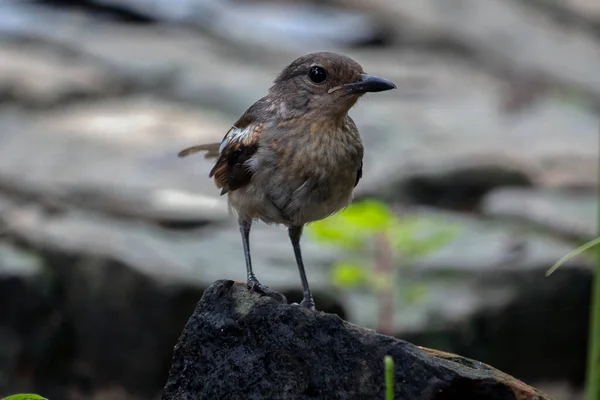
[178,143,221,159]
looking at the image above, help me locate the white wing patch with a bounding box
[219,126,251,154]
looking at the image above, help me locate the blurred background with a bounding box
[0,0,598,399]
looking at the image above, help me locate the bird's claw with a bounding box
[247,279,288,304]
[291,298,316,310]
[300,298,316,310]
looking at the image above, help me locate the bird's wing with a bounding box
[178,97,267,195]
[209,121,261,195]
[355,159,363,188]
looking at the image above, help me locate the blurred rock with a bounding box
[558,0,600,20]
[0,238,204,400]
[163,280,550,400]
[0,243,58,397]
[61,0,389,48]
[2,4,597,209]
[403,265,591,387]
[535,381,584,400]
[0,42,122,106]
[349,51,598,204]
[0,202,339,294]
[340,208,591,385]
[482,188,597,239]
[0,98,233,224]
[0,2,87,39]
[343,0,600,98]
[523,0,600,26]
[341,207,590,332]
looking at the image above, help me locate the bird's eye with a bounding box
[308,66,327,84]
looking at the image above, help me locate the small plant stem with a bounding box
[384,355,394,400]
[375,233,394,336]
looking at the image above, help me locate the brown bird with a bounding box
[179,52,396,310]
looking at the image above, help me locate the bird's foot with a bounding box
[291,296,316,311]
[300,297,316,310]
[247,279,287,304]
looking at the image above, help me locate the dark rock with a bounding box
[162,280,550,400]
[396,165,532,210]
[0,243,64,397]
[402,267,591,387]
[0,243,208,399]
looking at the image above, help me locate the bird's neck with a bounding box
[268,93,357,124]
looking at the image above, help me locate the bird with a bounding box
[178,52,396,310]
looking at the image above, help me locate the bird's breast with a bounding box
[257,125,364,225]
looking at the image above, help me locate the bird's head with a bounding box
[268,52,396,121]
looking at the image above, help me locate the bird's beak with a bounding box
[343,74,397,94]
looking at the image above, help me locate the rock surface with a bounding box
[482,188,597,239]
[162,280,550,400]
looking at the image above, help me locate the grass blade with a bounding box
[546,236,600,277]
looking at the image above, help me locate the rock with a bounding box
[162,280,550,400]
[343,0,600,98]
[0,98,234,224]
[1,176,590,332]
[482,187,597,239]
[3,5,598,207]
[60,0,389,48]
[1,184,588,333]
[1,192,590,391]
[0,202,340,295]
[0,238,207,400]
[0,243,57,397]
[347,50,599,204]
[521,0,600,26]
[34,254,202,400]
[534,382,584,400]
[401,266,591,387]
[0,41,122,106]
[2,41,597,213]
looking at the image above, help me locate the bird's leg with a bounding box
[288,225,316,310]
[238,217,287,304]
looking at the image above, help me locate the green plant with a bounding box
[1,395,48,400]
[544,133,600,400]
[588,236,600,400]
[308,199,460,334]
[385,355,394,400]
[548,232,600,400]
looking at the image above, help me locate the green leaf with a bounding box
[331,260,368,288]
[2,394,48,400]
[308,215,364,249]
[546,236,600,276]
[337,200,394,231]
[308,200,395,250]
